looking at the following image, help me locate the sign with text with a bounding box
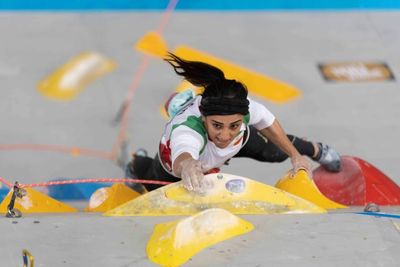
[319,62,395,82]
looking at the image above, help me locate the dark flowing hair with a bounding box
[164,53,249,116]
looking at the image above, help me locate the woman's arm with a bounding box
[173,152,194,178]
[259,119,312,175]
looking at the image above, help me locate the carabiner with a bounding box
[6,182,26,218]
[22,249,34,267]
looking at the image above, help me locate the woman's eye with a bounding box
[230,124,239,130]
[213,124,222,129]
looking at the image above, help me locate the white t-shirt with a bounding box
[158,95,275,175]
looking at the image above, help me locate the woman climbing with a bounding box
[126,53,341,194]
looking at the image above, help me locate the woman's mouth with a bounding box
[215,139,230,146]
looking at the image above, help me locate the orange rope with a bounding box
[110,55,150,158]
[111,0,179,157]
[0,144,113,160]
[157,0,180,33]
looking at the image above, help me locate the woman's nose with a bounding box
[219,129,231,140]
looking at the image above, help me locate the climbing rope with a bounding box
[0,176,171,189]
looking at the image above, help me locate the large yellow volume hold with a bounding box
[104,172,326,216]
[0,187,77,213]
[147,208,254,267]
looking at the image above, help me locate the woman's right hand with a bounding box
[179,158,212,193]
[290,154,313,177]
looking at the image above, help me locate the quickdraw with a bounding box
[22,249,34,267]
[6,182,26,218]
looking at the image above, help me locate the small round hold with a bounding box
[225,179,246,193]
[364,203,380,212]
[217,174,224,179]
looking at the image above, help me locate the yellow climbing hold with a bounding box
[0,187,77,213]
[173,46,301,104]
[135,32,300,104]
[275,170,347,209]
[175,80,204,95]
[135,31,168,58]
[104,173,326,216]
[38,51,116,101]
[85,183,140,212]
[147,208,254,267]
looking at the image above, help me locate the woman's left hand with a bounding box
[290,155,313,177]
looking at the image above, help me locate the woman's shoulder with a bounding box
[171,113,205,135]
[248,97,271,112]
[173,95,202,118]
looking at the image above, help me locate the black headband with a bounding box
[200,96,249,116]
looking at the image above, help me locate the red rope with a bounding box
[0,0,181,188]
[0,177,14,188]
[0,177,171,189]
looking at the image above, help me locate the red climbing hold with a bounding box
[313,156,400,206]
